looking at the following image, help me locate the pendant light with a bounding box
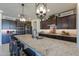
[19,3,26,22]
[36,3,50,21]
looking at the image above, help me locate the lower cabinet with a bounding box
[2,34,11,44]
[39,33,76,43]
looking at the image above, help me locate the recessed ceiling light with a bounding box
[47,9,50,12]
[18,14,20,17]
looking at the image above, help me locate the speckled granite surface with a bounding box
[15,34,79,56]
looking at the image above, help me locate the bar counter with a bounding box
[15,34,79,56]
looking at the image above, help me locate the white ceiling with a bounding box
[0,3,77,20]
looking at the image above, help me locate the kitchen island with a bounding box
[15,34,79,56]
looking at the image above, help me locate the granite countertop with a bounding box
[15,34,79,56]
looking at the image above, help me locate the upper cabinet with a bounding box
[2,19,16,29]
[2,20,10,29]
[40,9,76,29]
[57,14,76,29]
[40,15,57,29]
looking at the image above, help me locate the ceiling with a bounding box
[0,3,77,20]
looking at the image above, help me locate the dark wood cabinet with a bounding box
[40,14,76,29]
[57,14,76,29]
[40,16,57,29]
[39,33,76,43]
[40,21,49,29]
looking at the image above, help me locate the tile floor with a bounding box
[0,43,10,56]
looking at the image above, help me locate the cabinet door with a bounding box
[57,17,63,29]
[2,20,9,29]
[57,14,76,29]
[40,21,49,29]
[9,21,16,29]
[61,17,69,29]
[68,15,76,29]
[2,34,10,44]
